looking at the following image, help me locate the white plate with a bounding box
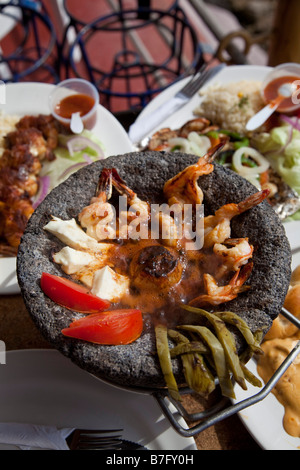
[0,82,133,295]
[136,64,273,134]
[231,218,300,451]
[233,355,300,451]
[137,65,300,450]
[0,349,196,451]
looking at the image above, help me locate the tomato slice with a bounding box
[61,309,143,345]
[40,272,110,314]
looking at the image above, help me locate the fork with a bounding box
[66,428,146,450]
[129,63,225,147]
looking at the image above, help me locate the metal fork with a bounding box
[174,63,225,102]
[66,428,146,450]
[129,62,225,147]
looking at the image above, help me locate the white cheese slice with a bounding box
[53,246,96,275]
[91,266,129,302]
[44,216,102,252]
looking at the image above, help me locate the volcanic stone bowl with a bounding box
[17,151,292,391]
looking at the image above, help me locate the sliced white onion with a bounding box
[168,137,191,153]
[245,174,261,189]
[59,162,88,180]
[66,135,105,158]
[187,132,211,155]
[169,133,211,157]
[232,146,270,176]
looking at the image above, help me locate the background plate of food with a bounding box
[135,65,273,141]
[232,223,300,451]
[0,82,133,295]
[136,65,300,219]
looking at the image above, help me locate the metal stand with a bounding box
[152,307,300,437]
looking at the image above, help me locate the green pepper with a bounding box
[216,150,233,165]
[205,130,220,139]
[241,154,257,167]
[233,138,250,149]
[168,329,215,397]
[169,341,208,357]
[240,363,262,388]
[179,325,235,399]
[182,305,247,391]
[213,311,263,355]
[155,324,181,401]
[218,129,244,140]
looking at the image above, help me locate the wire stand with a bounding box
[66,6,203,112]
[0,0,59,83]
[153,307,300,437]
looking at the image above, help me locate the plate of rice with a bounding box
[136,64,272,136]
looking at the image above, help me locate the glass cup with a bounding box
[48,78,99,131]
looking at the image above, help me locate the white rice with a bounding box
[0,111,19,156]
[194,80,264,135]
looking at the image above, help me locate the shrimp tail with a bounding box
[111,168,136,200]
[230,261,253,287]
[95,168,113,200]
[189,261,253,307]
[236,189,270,215]
[205,142,225,164]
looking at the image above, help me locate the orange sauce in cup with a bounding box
[55,93,97,129]
[55,94,95,118]
[263,75,300,112]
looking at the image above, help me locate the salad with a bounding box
[36,130,105,208]
[146,116,300,221]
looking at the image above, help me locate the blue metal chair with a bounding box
[0,0,59,83]
[66,5,203,112]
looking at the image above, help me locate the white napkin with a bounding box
[0,422,75,450]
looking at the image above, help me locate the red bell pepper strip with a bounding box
[40,272,110,314]
[61,309,143,345]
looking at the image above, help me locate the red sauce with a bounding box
[55,93,95,119]
[263,75,300,112]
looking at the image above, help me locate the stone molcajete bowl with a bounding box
[17,151,292,392]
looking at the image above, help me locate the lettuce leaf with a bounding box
[40,130,105,192]
[253,123,300,220]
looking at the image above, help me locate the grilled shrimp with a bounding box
[152,208,181,247]
[148,128,178,151]
[189,262,253,307]
[213,237,254,277]
[178,117,211,138]
[203,189,270,249]
[111,168,150,240]
[163,144,223,208]
[78,168,116,240]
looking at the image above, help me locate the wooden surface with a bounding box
[0,293,261,450]
[268,0,300,66]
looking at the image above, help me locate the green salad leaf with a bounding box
[39,130,105,192]
[253,123,300,220]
